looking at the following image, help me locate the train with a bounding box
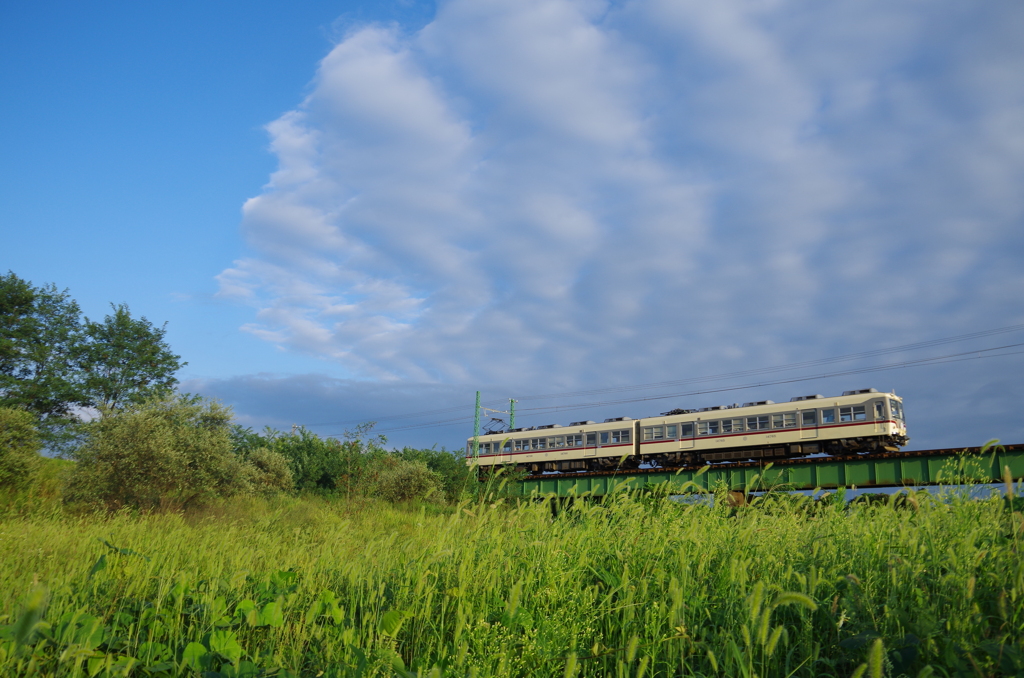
[466,388,908,475]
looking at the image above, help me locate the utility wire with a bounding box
[306,323,1024,428]
[326,342,1024,436]
[508,323,1024,402]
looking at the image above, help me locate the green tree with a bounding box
[0,272,87,422]
[0,406,42,488]
[370,457,444,503]
[395,446,472,502]
[65,394,247,510]
[81,303,185,409]
[232,423,391,495]
[242,447,295,496]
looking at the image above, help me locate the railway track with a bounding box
[498,443,1024,496]
[507,443,1024,481]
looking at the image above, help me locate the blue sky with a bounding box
[3,0,1023,450]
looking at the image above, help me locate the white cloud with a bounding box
[219,0,1024,394]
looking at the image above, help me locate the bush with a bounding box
[370,458,444,504]
[65,394,246,511]
[232,424,391,495]
[243,447,295,496]
[394,447,472,502]
[231,425,467,503]
[0,406,41,488]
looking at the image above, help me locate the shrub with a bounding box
[370,458,444,504]
[65,394,245,511]
[232,424,392,495]
[0,406,41,488]
[244,447,295,496]
[394,446,472,502]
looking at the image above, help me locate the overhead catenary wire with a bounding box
[507,323,1024,402]
[304,323,1024,429]
[320,342,1024,437]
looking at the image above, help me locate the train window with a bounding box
[891,400,904,421]
[503,441,513,452]
[611,429,631,444]
[514,440,526,451]
[772,413,797,428]
[698,421,720,436]
[874,402,884,419]
[801,411,816,427]
[586,433,597,446]
[552,436,565,448]
[666,424,678,438]
[746,415,769,431]
[600,432,609,445]
[840,406,866,422]
[534,438,546,449]
[567,434,583,447]
[480,443,490,454]
[821,409,835,424]
[643,426,665,441]
[680,423,694,436]
[721,419,744,433]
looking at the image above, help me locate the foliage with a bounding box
[232,425,472,502]
[0,456,71,517]
[394,446,472,502]
[0,272,87,425]
[241,447,295,496]
[64,394,246,511]
[80,303,185,410]
[0,407,41,489]
[232,425,363,492]
[0,483,1021,677]
[368,457,444,504]
[0,273,186,451]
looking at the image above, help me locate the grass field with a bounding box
[1,474,1022,677]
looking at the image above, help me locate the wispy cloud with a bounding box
[217,0,1024,396]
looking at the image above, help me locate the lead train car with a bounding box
[466,389,908,475]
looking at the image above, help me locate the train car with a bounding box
[466,388,908,475]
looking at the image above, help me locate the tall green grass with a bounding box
[1,484,1021,677]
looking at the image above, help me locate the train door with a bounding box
[799,410,818,439]
[500,439,512,464]
[678,422,695,449]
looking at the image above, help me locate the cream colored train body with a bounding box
[466,389,908,475]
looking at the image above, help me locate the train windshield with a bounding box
[890,399,904,421]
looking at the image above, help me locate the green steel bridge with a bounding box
[506,444,1024,498]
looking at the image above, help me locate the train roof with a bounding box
[470,389,900,440]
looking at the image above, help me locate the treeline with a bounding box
[2,393,471,511]
[0,273,473,510]
[0,271,183,449]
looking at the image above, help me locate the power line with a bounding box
[306,323,1024,430]
[509,323,1024,402]
[512,344,1024,416]
[327,342,1024,436]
